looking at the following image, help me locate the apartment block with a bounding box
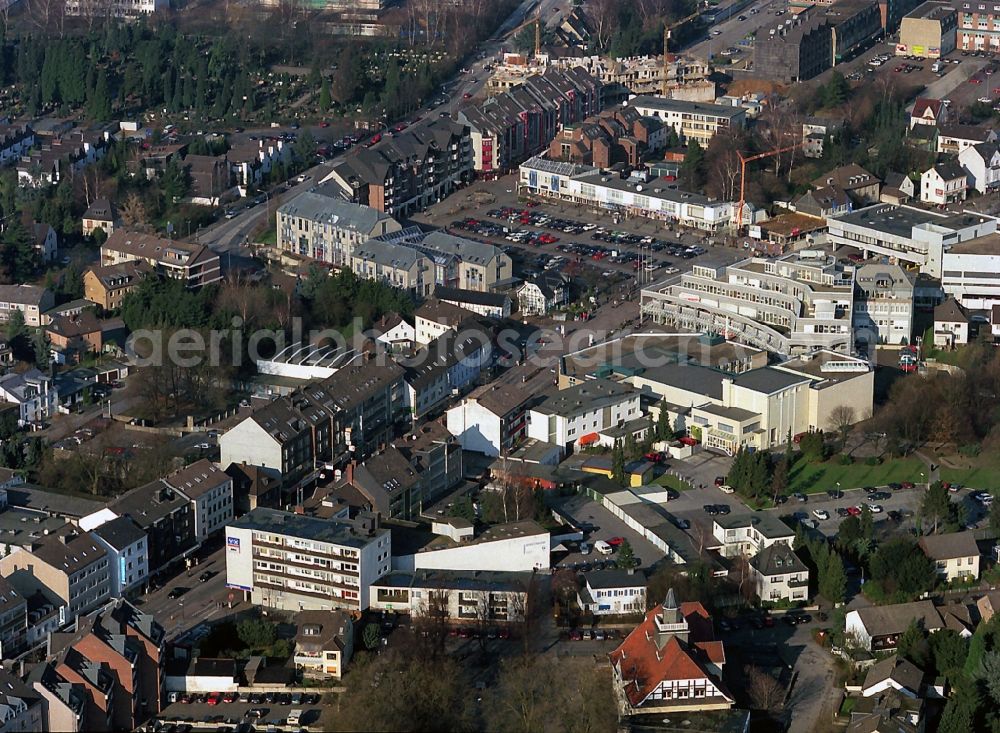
[369,570,530,622]
[162,460,233,543]
[0,576,26,658]
[641,253,856,355]
[0,285,55,328]
[625,97,746,146]
[276,192,401,267]
[83,262,150,311]
[526,378,641,453]
[446,381,535,457]
[0,527,111,625]
[899,1,958,55]
[225,508,391,612]
[320,118,472,217]
[65,0,169,18]
[90,517,149,598]
[101,231,222,289]
[854,263,916,346]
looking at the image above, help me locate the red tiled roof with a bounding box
[608,602,729,708]
[912,97,942,119]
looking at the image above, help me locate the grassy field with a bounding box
[657,474,693,492]
[787,457,927,494]
[940,464,1000,489]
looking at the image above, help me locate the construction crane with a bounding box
[662,11,703,96]
[735,142,803,230]
[508,10,543,58]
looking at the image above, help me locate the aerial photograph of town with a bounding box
[0,0,999,730]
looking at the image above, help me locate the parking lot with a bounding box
[156,696,324,731]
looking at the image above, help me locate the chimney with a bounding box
[346,461,355,485]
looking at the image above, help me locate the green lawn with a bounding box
[787,457,927,494]
[940,465,1000,490]
[657,474,693,492]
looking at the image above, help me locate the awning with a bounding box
[579,432,599,446]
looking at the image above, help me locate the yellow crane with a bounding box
[662,11,703,96]
[508,10,543,58]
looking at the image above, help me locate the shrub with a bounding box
[839,454,854,465]
[865,456,882,466]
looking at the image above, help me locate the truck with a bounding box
[288,710,303,726]
[931,61,942,73]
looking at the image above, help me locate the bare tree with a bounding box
[587,0,617,51]
[828,404,857,451]
[119,193,150,230]
[745,665,785,711]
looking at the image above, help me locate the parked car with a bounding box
[594,540,613,555]
[793,492,807,502]
[167,587,188,599]
[812,509,830,520]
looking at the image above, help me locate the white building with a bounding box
[625,96,747,145]
[826,204,994,278]
[368,570,530,623]
[434,286,511,319]
[164,460,234,543]
[526,378,641,453]
[577,570,647,615]
[225,508,391,613]
[712,514,795,558]
[959,141,1000,193]
[940,234,1000,310]
[853,263,915,347]
[920,161,967,205]
[65,0,169,18]
[937,124,996,155]
[933,298,970,348]
[0,369,58,427]
[90,516,149,598]
[918,531,980,582]
[519,156,754,232]
[517,272,569,316]
[845,601,944,651]
[749,544,809,603]
[394,520,550,574]
[445,382,533,457]
[0,285,55,328]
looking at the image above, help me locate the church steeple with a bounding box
[654,587,689,648]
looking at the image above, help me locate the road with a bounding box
[684,0,782,66]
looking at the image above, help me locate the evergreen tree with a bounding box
[612,439,626,487]
[681,140,705,188]
[318,77,332,112]
[655,399,669,440]
[772,456,789,503]
[897,620,930,668]
[921,481,955,534]
[749,453,770,500]
[31,329,49,369]
[937,680,980,733]
[859,504,874,541]
[88,70,112,122]
[615,539,637,570]
[784,427,794,466]
[820,551,846,604]
[623,429,639,461]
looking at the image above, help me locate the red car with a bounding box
[206,693,221,706]
[606,537,624,547]
[846,506,862,517]
[319,121,330,128]
[222,692,237,703]
[644,451,664,463]
[970,77,983,83]
[714,476,726,487]
[463,92,473,99]
[678,436,698,446]
[901,481,916,489]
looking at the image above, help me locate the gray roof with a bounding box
[731,367,811,395]
[583,568,647,590]
[353,239,424,270]
[862,654,924,694]
[278,192,397,235]
[92,516,146,551]
[750,543,808,577]
[0,284,49,306]
[635,363,725,401]
[854,600,943,638]
[371,569,531,594]
[229,507,386,549]
[532,378,637,418]
[714,513,795,539]
[929,160,967,181]
[28,527,107,576]
[918,531,979,560]
[833,204,990,238]
[419,230,503,267]
[934,298,968,325]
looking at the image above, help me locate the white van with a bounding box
[288,710,303,726]
[931,61,942,73]
[594,540,613,555]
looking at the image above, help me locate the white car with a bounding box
[712,30,722,36]
[868,503,883,513]
[594,540,613,555]
[812,509,830,520]
[719,484,735,494]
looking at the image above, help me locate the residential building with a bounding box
[395,520,549,574]
[933,297,971,347]
[959,140,1000,192]
[46,599,165,731]
[433,286,511,319]
[910,97,947,128]
[27,219,57,262]
[825,0,885,64]
[881,0,929,32]
[275,193,401,267]
[350,238,432,296]
[104,480,197,575]
[549,106,666,168]
[525,378,641,453]
[83,262,150,311]
[898,1,959,56]
[44,310,119,365]
[937,123,997,154]
[880,172,916,203]
[577,570,647,615]
[976,589,1000,623]
[225,508,391,612]
[802,117,845,158]
[609,588,732,714]
[101,231,222,289]
[517,271,570,316]
[862,655,925,698]
[754,14,834,82]
[459,68,602,176]
[641,253,856,355]
[162,460,233,543]
[219,362,407,488]
[712,513,796,558]
[625,97,746,145]
[414,299,476,345]
[446,381,534,457]
[225,463,282,516]
[0,670,44,732]
[81,199,118,238]
[921,160,968,204]
[0,285,55,327]
[795,186,853,218]
[228,139,289,190]
[369,570,530,622]
[918,531,980,580]
[16,130,110,188]
[392,419,464,506]
[846,601,945,650]
[292,610,354,679]
[186,154,230,206]
[519,157,750,232]
[0,123,35,167]
[400,323,493,420]
[28,663,87,733]
[812,164,881,205]
[953,0,1000,50]
[90,517,148,598]
[749,544,810,602]
[825,204,995,278]
[0,576,26,658]
[853,263,916,346]
[319,118,473,216]
[0,369,58,427]
[0,527,111,625]
[337,448,421,519]
[65,0,169,18]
